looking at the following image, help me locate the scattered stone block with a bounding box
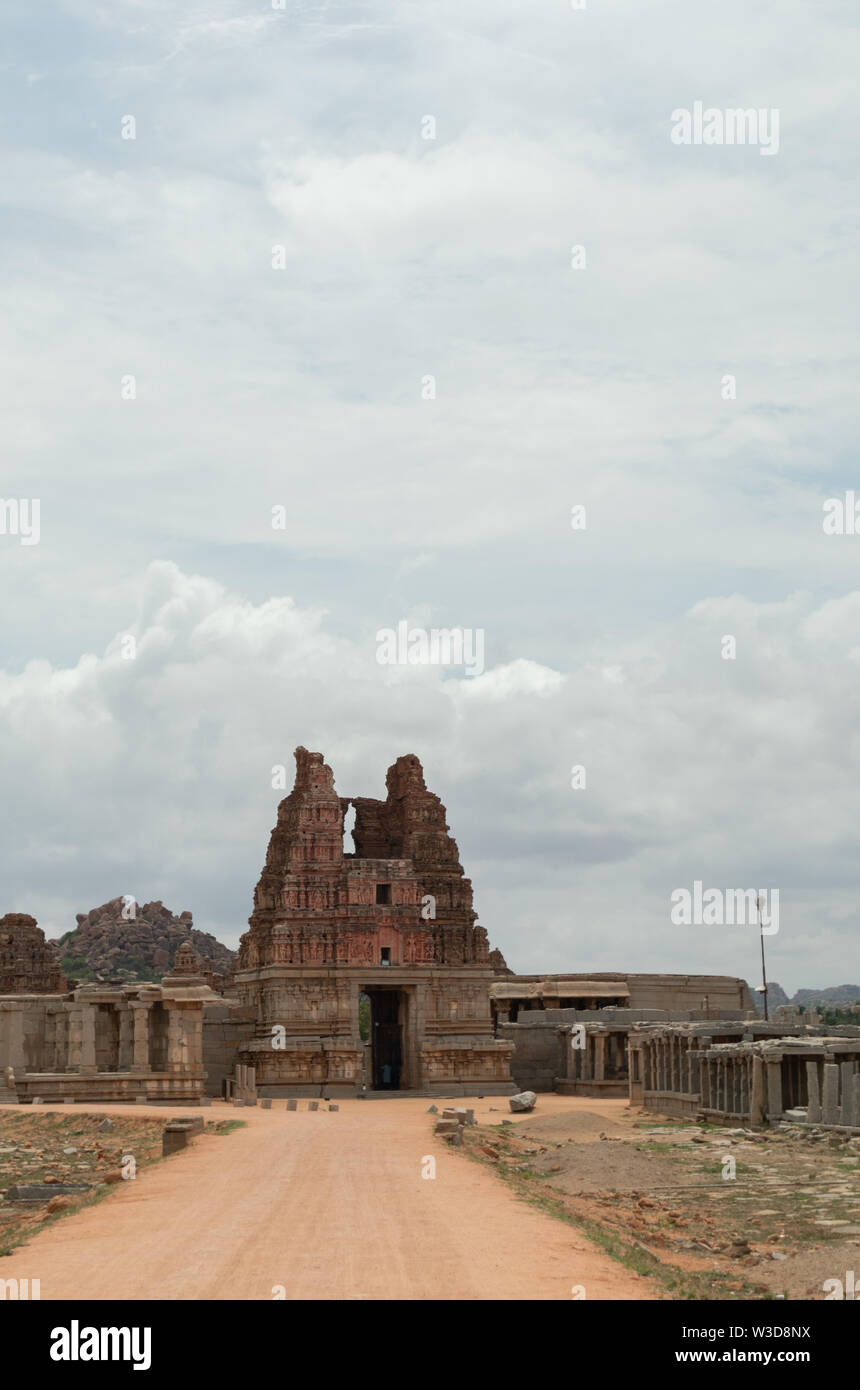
[174,1115,204,1135]
[426,1105,438,1114]
[328,1104,339,1111]
[261,1099,272,1110]
[163,1123,193,1156]
[309,1100,319,1111]
[98,1118,115,1132]
[434,1120,460,1136]
[509,1091,537,1113]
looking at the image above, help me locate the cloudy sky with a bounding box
[1,1,859,994]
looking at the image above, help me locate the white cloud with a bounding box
[1,0,859,996]
[1,563,858,994]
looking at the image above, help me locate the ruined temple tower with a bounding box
[0,915,66,995]
[233,748,514,1096]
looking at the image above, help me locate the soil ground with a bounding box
[463,1099,860,1299]
[2,1094,856,1300]
[0,1096,657,1301]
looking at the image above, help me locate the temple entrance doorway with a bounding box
[365,987,405,1090]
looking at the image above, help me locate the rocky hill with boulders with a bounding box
[755,981,860,1013]
[50,898,235,984]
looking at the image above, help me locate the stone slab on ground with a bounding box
[6,1183,91,1203]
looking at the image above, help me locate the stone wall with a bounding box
[497,1019,564,1093]
[202,1000,256,1097]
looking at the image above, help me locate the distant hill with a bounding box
[753,981,860,1013]
[51,898,235,984]
[793,984,860,1007]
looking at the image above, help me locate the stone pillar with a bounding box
[594,1033,606,1083]
[166,1004,188,1073]
[700,1058,710,1110]
[689,1048,700,1096]
[131,1002,152,1074]
[3,1005,26,1070]
[806,1059,821,1123]
[66,1005,83,1072]
[628,1040,643,1105]
[840,1062,856,1128]
[118,1005,134,1071]
[49,1008,67,1071]
[766,1060,782,1122]
[822,1063,840,1125]
[750,1056,764,1127]
[730,1059,737,1114]
[80,1003,97,1073]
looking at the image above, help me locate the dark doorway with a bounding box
[366,988,404,1089]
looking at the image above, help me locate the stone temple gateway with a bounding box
[233,748,515,1097]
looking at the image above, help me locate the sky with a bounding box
[1,0,859,994]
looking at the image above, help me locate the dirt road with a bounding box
[0,1095,656,1300]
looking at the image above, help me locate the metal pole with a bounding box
[757,895,768,1021]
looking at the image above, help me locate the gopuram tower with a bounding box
[233,748,514,1096]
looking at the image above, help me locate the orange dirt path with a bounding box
[0,1095,657,1301]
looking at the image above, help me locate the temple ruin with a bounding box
[232,747,515,1096]
[0,914,66,995]
[0,941,221,1105]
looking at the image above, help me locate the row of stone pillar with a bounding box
[566,1031,607,1082]
[642,1034,700,1097]
[1,999,201,1075]
[700,1054,754,1119]
[807,1059,860,1127]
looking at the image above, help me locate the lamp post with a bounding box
[757,895,769,1021]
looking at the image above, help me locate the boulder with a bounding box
[509,1091,537,1113]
